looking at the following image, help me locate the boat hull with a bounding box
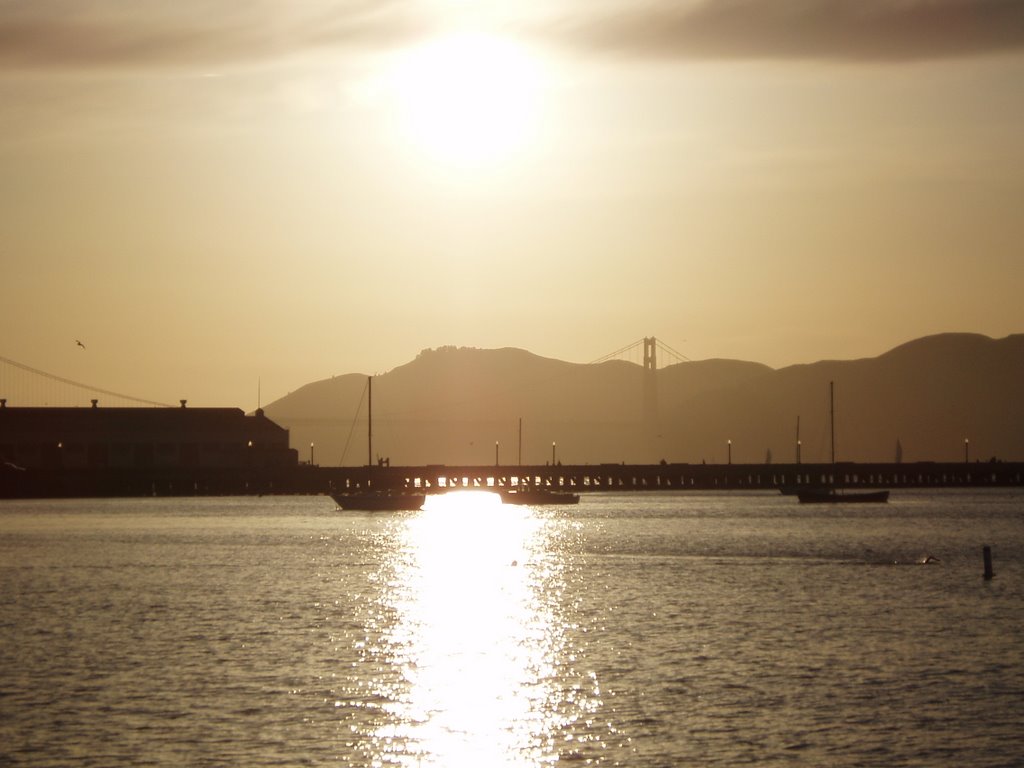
[796,489,890,504]
[330,492,425,511]
[500,489,580,505]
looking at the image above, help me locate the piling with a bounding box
[983,545,994,580]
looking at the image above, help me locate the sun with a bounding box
[387,33,544,168]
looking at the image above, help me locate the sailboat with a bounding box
[498,417,580,505]
[796,381,889,504]
[330,376,425,511]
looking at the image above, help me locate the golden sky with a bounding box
[2,1,1023,407]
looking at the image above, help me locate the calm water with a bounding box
[1,490,1022,767]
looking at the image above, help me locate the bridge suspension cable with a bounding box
[0,355,174,408]
[589,337,690,368]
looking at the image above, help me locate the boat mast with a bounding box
[367,375,373,467]
[518,417,522,466]
[795,415,801,464]
[829,380,836,466]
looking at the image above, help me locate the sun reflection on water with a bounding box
[372,491,576,766]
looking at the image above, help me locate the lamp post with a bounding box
[495,441,499,467]
[964,438,969,464]
[552,441,557,466]
[796,439,802,465]
[310,442,315,466]
[727,439,732,465]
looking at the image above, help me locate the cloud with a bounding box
[0,1,430,70]
[3,0,1023,72]
[545,0,1024,62]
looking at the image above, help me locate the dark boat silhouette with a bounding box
[499,487,580,505]
[332,490,425,511]
[797,381,889,504]
[796,487,889,504]
[330,376,425,511]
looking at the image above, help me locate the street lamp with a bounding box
[796,439,802,465]
[310,442,315,466]
[727,439,732,465]
[964,438,969,464]
[552,441,557,466]
[495,441,499,467]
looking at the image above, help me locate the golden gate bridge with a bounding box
[589,336,689,369]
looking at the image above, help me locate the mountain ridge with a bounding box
[263,333,1023,466]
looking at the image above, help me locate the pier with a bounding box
[4,460,1022,499]
[320,460,1024,495]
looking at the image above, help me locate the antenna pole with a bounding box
[829,381,836,465]
[795,415,801,464]
[368,376,373,467]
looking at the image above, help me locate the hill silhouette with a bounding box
[262,334,1024,466]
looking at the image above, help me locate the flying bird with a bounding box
[75,339,86,349]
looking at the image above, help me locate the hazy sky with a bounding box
[3,0,1023,407]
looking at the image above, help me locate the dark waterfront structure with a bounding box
[0,401,297,497]
[2,402,1022,499]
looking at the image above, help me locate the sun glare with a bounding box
[387,33,544,168]
[373,492,568,765]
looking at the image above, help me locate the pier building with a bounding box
[0,400,296,472]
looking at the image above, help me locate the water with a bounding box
[1,490,1022,766]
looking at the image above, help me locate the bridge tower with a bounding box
[590,336,688,455]
[643,336,658,431]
